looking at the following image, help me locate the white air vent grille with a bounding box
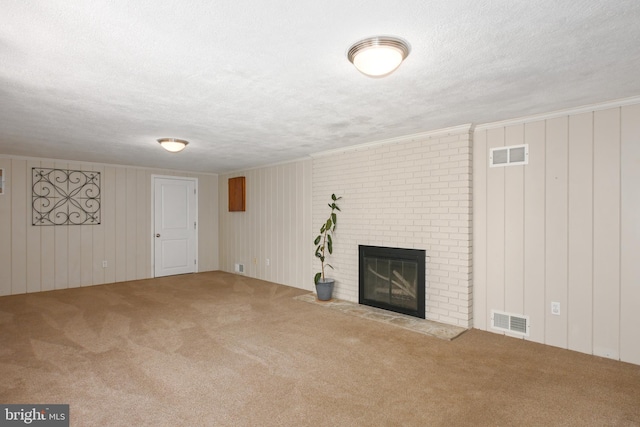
[491,310,530,336]
[490,144,528,167]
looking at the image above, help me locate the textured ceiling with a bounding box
[1,0,639,174]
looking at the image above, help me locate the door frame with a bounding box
[151,175,199,277]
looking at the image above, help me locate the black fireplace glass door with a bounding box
[391,260,417,310]
[359,245,426,319]
[363,257,418,311]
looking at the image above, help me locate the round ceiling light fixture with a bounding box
[157,138,189,153]
[347,36,410,78]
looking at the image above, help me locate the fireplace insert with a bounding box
[359,245,426,319]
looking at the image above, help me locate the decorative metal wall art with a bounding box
[32,168,101,226]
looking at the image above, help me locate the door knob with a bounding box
[156,233,161,238]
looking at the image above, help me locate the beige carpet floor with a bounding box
[0,271,638,426]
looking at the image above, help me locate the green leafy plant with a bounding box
[314,193,342,285]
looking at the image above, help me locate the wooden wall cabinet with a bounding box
[228,176,246,212]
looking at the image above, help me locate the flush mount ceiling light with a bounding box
[157,138,189,153]
[347,36,410,78]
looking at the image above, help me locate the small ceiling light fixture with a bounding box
[347,36,410,78]
[157,137,189,153]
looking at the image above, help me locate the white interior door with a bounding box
[153,176,197,277]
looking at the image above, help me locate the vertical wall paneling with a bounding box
[620,104,640,364]
[80,165,94,287]
[271,167,278,283]
[266,168,273,277]
[295,161,303,287]
[286,165,294,283]
[303,158,313,290]
[257,168,265,278]
[103,167,117,284]
[486,127,506,327]
[247,170,255,276]
[544,117,569,348]
[248,171,257,276]
[271,165,284,283]
[218,160,313,291]
[0,156,218,296]
[197,174,218,273]
[279,166,287,283]
[292,164,299,285]
[0,159,11,296]
[221,174,233,271]
[567,112,594,354]
[270,169,278,281]
[275,167,282,282]
[475,100,640,363]
[242,172,247,271]
[276,166,284,284]
[91,164,106,286]
[592,108,621,359]
[26,159,42,293]
[271,168,278,281]
[68,167,82,288]
[264,168,271,282]
[67,164,83,289]
[504,125,525,317]
[10,160,27,294]
[125,169,137,280]
[266,168,275,282]
[472,130,488,329]
[217,175,226,270]
[114,168,127,282]
[523,121,546,343]
[211,173,220,272]
[136,170,147,279]
[53,162,68,289]
[39,161,55,291]
[212,174,219,271]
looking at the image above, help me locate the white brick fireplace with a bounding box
[312,125,473,328]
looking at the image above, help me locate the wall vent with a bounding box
[234,263,244,274]
[491,310,530,336]
[490,144,528,167]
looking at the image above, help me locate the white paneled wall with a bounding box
[218,160,313,290]
[312,127,474,328]
[0,156,219,295]
[473,101,640,364]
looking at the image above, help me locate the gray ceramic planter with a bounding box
[315,278,334,301]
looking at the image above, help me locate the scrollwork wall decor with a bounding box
[32,168,101,226]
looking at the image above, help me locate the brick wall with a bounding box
[312,125,473,327]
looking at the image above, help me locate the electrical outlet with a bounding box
[102,260,107,268]
[551,301,560,316]
[253,258,257,265]
[266,258,270,266]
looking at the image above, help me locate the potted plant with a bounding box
[314,193,342,301]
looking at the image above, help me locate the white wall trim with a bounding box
[475,95,640,131]
[0,154,219,177]
[223,155,313,176]
[311,124,473,159]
